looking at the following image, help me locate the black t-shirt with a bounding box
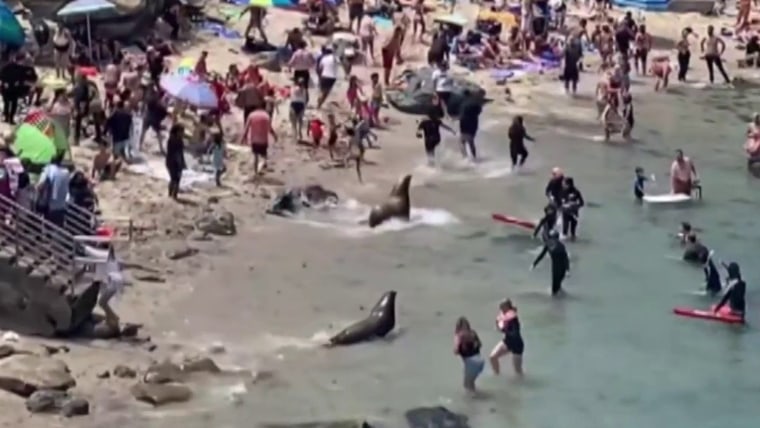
[0,63,24,90]
[615,27,632,52]
[459,98,482,134]
[418,117,443,143]
[106,110,133,142]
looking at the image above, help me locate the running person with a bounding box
[489,299,524,376]
[417,108,455,165]
[508,115,534,168]
[533,204,558,242]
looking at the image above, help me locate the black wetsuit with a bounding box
[533,238,570,295]
[704,258,722,295]
[533,212,557,242]
[715,279,746,315]
[508,122,533,167]
[545,177,564,205]
[501,315,524,355]
[561,185,585,238]
[683,242,709,264]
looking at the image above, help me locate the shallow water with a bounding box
[142,82,760,428]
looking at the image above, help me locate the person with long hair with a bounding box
[454,317,485,392]
[165,124,186,199]
[489,299,524,376]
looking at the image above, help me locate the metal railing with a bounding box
[0,194,79,286]
[65,201,135,241]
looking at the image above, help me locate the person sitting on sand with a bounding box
[91,143,122,181]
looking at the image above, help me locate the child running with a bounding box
[417,108,455,165]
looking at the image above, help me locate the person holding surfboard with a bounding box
[670,149,699,196]
[713,262,746,320]
[531,231,570,296]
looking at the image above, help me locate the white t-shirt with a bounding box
[432,69,452,93]
[319,54,338,79]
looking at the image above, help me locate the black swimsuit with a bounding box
[502,316,525,355]
[457,333,481,359]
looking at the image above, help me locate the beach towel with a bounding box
[200,21,242,39]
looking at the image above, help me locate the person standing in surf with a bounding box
[545,167,565,206]
[489,299,524,376]
[562,35,582,95]
[703,252,722,296]
[713,262,746,320]
[531,231,570,296]
[533,204,558,242]
[508,115,534,169]
[458,90,482,161]
[633,166,652,202]
[560,177,584,241]
[454,317,485,392]
[417,108,455,166]
[670,149,699,196]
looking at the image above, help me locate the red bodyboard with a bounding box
[491,213,535,230]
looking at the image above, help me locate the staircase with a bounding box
[0,193,95,337]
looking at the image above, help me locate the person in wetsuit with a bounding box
[533,204,558,242]
[714,262,746,319]
[508,115,534,169]
[531,231,570,296]
[454,317,485,392]
[682,233,709,264]
[488,299,524,376]
[545,167,564,205]
[560,177,584,240]
[703,252,722,296]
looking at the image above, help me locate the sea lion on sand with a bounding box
[328,291,397,346]
[368,175,412,228]
[267,185,339,216]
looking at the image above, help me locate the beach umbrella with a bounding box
[249,0,300,8]
[57,0,117,59]
[176,57,196,76]
[0,1,25,47]
[160,73,218,109]
[12,110,69,165]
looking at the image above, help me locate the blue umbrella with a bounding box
[0,1,25,47]
[160,73,219,109]
[57,0,117,56]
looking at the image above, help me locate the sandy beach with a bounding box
[2,1,760,426]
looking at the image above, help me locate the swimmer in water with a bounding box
[682,233,710,264]
[676,222,692,244]
[533,204,558,242]
[489,299,524,376]
[633,166,650,202]
[560,177,584,240]
[454,317,485,392]
[714,262,746,320]
[531,230,570,296]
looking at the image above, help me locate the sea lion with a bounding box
[328,291,397,346]
[267,185,339,216]
[368,175,412,228]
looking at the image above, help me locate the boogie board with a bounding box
[672,306,744,324]
[643,194,692,204]
[492,213,535,230]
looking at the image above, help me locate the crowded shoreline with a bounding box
[0,0,759,427]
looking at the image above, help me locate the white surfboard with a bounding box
[643,194,692,204]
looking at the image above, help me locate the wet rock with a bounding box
[166,246,199,261]
[60,397,89,417]
[204,342,226,355]
[134,274,166,283]
[0,344,13,359]
[143,361,185,384]
[25,390,68,413]
[181,357,221,374]
[0,355,75,397]
[195,208,237,236]
[130,382,192,406]
[96,370,110,379]
[405,406,470,428]
[113,365,137,379]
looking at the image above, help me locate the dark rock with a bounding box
[96,370,110,379]
[119,323,142,338]
[134,274,166,283]
[166,246,199,261]
[195,208,236,236]
[405,406,470,428]
[113,365,137,379]
[181,357,221,374]
[261,421,372,428]
[60,397,89,417]
[0,355,75,397]
[143,361,185,384]
[0,344,13,359]
[130,382,192,406]
[25,390,68,413]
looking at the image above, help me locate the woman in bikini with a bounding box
[598,25,614,69]
[52,25,72,79]
[633,24,652,76]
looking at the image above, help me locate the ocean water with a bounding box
[136,82,760,428]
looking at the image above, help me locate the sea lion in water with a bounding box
[267,185,339,216]
[328,291,397,346]
[368,175,412,228]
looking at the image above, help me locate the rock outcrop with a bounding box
[0,354,75,397]
[130,382,193,406]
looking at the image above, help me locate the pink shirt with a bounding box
[670,158,693,182]
[244,110,271,146]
